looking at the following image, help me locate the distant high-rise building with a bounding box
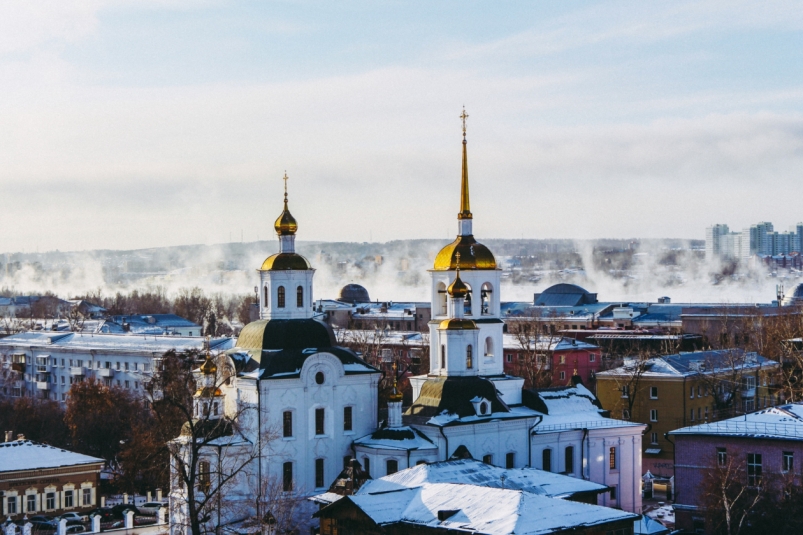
[706,221,803,261]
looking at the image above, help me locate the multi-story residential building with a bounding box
[103,314,202,336]
[669,403,803,533]
[596,349,779,477]
[502,334,601,387]
[706,221,803,260]
[0,332,234,402]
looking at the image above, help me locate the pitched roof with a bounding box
[669,403,803,440]
[0,440,104,473]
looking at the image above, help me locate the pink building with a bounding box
[669,404,803,533]
[502,335,601,388]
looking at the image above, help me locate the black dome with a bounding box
[534,283,598,307]
[236,318,336,352]
[338,284,370,303]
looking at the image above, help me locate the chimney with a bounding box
[4,431,12,442]
[16,433,25,441]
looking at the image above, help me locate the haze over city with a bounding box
[2,1,802,254]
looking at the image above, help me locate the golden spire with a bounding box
[274,171,298,236]
[458,107,472,221]
[389,361,403,402]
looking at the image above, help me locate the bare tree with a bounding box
[703,451,767,535]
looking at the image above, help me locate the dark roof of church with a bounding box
[237,318,336,351]
[404,376,509,420]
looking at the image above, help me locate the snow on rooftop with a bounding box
[0,332,234,354]
[343,482,637,534]
[0,440,104,473]
[670,403,803,440]
[360,459,607,498]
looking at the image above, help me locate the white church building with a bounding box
[169,115,646,535]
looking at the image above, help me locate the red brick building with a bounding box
[502,335,601,387]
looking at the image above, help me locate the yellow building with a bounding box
[596,349,779,478]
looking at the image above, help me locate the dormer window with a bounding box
[471,396,491,417]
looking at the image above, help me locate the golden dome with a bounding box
[447,270,469,298]
[438,318,478,330]
[260,252,311,271]
[200,354,217,375]
[195,386,223,398]
[274,206,298,236]
[433,235,497,271]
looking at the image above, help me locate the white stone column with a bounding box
[157,507,167,525]
[58,518,67,535]
[91,515,101,533]
[124,511,134,529]
[3,519,16,535]
[22,522,31,535]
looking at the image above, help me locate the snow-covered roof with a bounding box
[322,482,637,534]
[354,426,437,451]
[525,383,644,432]
[597,349,778,378]
[0,440,104,473]
[360,459,608,499]
[669,403,803,440]
[502,334,599,352]
[0,332,234,354]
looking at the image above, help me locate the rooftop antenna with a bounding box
[777,283,785,307]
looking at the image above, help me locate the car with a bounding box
[65,526,85,534]
[27,520,56,532]
[138,501,167,515]
[110,503,141,519]
[57,513,87,523]
[29,516,55,525]
[87,508,114,521]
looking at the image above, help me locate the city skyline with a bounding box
[1,1,802,254]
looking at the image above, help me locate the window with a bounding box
[315,408,325,435]
[622,409,630,420]
[83,488,91,506]
[621,385,629,398]
[697,385,702,397]
[64,490,73,508]
[282,462,293,492]
[482,454,493,465]
[698,407,702,420]
[441,345,446,369]
[609,447,617,470]
[7,496,16,514]
[116,362,120,370]
[484,337,493,357]
[125,380,130,389]
[690,386,694,399]
[277,286,286,308]
[198,461,211,491]
[386,459,398,475]
[690,408,695,421]
[784,451,794,473]
[297,286,303,308]
[650,386,658,399]
[705,406,709,420]
[27,494,36,512]
[343,406,354,431]
[559,355,566,364]
[464,286,472,316]
[481,283,492,315]
[466,345,473,369]
[565,446,574,474]
[315,459,325,488]
[610,485,617,500]
[506,452,515,469]
[506,354,512,363]
[46,493,55,510]
[283,411,293,437]
[651,432,658,445]
[124,362,129,371]
[542,449,552,472]
[589,353,596,362]
[650,409,658,422]
[363,457,371,477]
[315,371,325,385]
[559,371,566,381]
[264,286,269,307]
[747,453,762,486]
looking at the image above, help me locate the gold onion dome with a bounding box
[200,353,217,375]
[434,235,497,270]
[274,172,298,236]
[447,266,469,299]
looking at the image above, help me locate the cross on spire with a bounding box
[460,106,469,135]
[455,252,462,271]
[283,171,289,196]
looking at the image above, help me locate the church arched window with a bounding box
[277,286,286,308]
[437,282,447,315]
[484,337,493,357]
[466,345,473,369]
[297,286,304,308]
[481,283,492,315]
[264,286,269,308]
[441,345,446,369]
[464,283,473,316]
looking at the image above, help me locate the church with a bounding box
[169,112,646,535]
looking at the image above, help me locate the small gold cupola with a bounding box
[446,257,469,299]
[274,172,298,236]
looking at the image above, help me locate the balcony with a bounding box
[741,387,756,399]
[98,368,115,378]
[70,366,86,376]
[36,381,50,391]
[11,362,26,373]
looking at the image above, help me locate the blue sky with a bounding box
[1,0,802,252]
